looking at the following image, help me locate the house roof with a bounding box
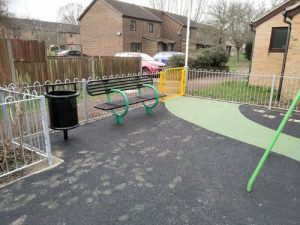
[0,17,80,33]
[251,0,299,27]
[165,12,198,28]
[78,0,161,22]
[143,7,198,28]
[285,2,300,19]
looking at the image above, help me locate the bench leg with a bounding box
[145,106,153,114]
[138,84,159,115]
[107,90,129,125]
[115,115,123,125]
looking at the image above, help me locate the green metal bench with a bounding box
[86,75,166,124]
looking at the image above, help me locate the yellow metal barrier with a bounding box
[159,67,186,101]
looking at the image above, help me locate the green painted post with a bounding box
[247,91,300,192]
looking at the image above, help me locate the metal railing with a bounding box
[0,87,52,178]
[186,69,300,112]
[2,72,161,126]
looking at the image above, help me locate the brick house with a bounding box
[0,17,80,51]
[79,0,203,56]
[144,8,200,52]
[250,0,300,100]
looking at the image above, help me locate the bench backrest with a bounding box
[87,75,153,96]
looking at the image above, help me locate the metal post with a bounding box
[268,75,276,110]
[0,91,8,123]
[63,130,68,140]
[184,0,192,68]
[184,0,192,91]
[39,96,52,166]
[82,79,88,123]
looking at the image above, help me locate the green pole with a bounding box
[247,91,300,192]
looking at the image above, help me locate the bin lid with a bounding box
[44,90,80,98]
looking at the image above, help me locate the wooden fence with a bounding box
[0,39,142,84]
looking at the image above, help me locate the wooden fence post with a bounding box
[6,39,17,83]
[91,57,95,78]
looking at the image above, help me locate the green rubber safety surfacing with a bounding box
[165,97,300,161]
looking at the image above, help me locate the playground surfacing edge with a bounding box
[165,96,300,161]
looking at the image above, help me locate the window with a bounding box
[131,43,142,52]
[148,23,153,33]
[196,44,210,50]
[269,27,288,52]
[130,20,136,31]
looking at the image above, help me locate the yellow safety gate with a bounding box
[158,67,186,101]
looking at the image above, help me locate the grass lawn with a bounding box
[192,78,276,104]
[227,55,250,72]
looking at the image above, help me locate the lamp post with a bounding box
[184,0,192,69]
[184,0,192,91]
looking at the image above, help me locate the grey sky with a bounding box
[8,0,273,22]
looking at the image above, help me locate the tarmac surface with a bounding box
[239,104,300,138]
[0,103,299,225]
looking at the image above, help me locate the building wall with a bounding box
[160,14,183,52]
[80,0,123,56]
[282,13,300,100]
[285,14,300,77]
[0,21,80,50]
[142,38,158,56]
[251,13,287,76]
[122,17,161,54]
[250,12,300,101]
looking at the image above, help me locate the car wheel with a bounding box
[142,67,150,74]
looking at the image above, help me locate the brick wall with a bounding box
[161,14,183,52]
[142,38,158,56]
[122,17,161,54]
[251,14,287,76]
[282,13,300,100]
[0,22,80,50]
[250,12,300,101]
[80,0,123,56]
[285,14,300,77]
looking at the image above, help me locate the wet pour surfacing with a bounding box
[0,104,299,225]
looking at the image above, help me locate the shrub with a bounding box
[245,41,252,60]
[195,47,229,68]
[168,47,229,70]
[168,55,196,68]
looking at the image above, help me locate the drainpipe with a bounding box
[248,22,256,74]
[277,12,292,101]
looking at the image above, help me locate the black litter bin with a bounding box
[45,82,80,140]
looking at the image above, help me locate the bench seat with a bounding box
[86,74,167,124]
[95,93,166,110]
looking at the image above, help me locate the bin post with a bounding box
[39,96,53,166]
[268,75,276,110]
[82,79,89,123]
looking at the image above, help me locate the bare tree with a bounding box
[149,0,208,22]
[270,0,285,8]
[57,3,83,25]
[207,0,267,61]
[0,0,7,16]
[206,0,229,45]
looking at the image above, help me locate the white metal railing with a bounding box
[186,69,300,112]
[1,72,161,126]
[0,87,52,178]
